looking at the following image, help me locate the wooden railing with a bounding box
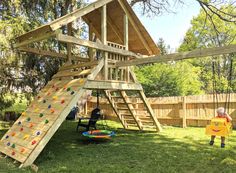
[85,93,236,127]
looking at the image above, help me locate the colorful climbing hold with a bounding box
[5,135,9,139]
[48,105,51,109]
[11,132,16,137]
[11,144,15,148]
[37,96,41,99]
[20,148,25,153]
[26,117,31,122]
[50,108,55,114]
[29,123,34,128]
[31,140,37,145]
[36,131,41,136]
[61,99,65,104]
[23,135,29,140]
[7,142,10,146]
[71,91,75,95]
[39,113,44,117]
[45,119,49,124]
[67,87,71,91]
[52,84,55,88]
[52,96,58,100]
[43,99,47,103]
[21,112,26,116]
[34,108,40,113]
[47,92,51,96]
[20,128,24,132]
[63,85,67,90]
[18,121,22,125]
[55,87,59,91]
[11,151,15,156]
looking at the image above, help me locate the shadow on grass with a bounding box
[1,121,236,173]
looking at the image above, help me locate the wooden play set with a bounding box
[1,0,236,168]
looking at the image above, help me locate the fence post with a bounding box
[182,96,187,128]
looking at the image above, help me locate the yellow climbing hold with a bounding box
[23,135,30,140]
[21,112,26,116]
[52,96,58,100]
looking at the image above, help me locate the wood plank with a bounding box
[120,91,142,130]
[15,31,59,48]
[59,61,98,71]
[116,44,236,67]
[117,0,152,55]
[21,89,86,167]
[84,80,143,91]
[56,34,142,59]
[103,91,126,128]
[138,91,162,132]
[49,0,114,31]
[87,59,104,80]
[15,25,51,43]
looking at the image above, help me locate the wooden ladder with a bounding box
[104,90,162,132]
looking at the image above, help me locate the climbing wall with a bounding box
[0,64,94,167]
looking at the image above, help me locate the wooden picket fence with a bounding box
[85,93,236,128]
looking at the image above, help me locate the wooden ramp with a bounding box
[0,61,99,167]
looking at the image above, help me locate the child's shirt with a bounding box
[216,115,231,122]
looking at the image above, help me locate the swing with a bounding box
[82,90,115,140]
[205,55,234,137]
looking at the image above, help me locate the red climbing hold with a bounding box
[20,128,24,132]
[56,87,59,91]
[61,99,65,104]
[47,92,51,96]
[37,96,41,99]
[31,140,37,145]
[12,151,15,156]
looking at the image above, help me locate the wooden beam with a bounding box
[84,80,143,90]
[120,91,142,130]
[124,14,129,82]
[67,22,73,61]
[60,61,98,71]
[87,59,104,80]
[56,34,141,59]
[15,31,59,48]
[138,91,163,132]
[116,44,236,67]
[101,5,108,80]
[18,47,89,62]
[15,25,51,43]
[49,0,113,31]
[103,90,127,129]
[117,0,153,55]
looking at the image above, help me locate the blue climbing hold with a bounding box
[5,135,9,139]
[71,91,75,95]
[18,121,21,125]
[36,131,40,136]
[7,142,10,146]
[48,105,51,109]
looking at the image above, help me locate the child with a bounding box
[209,107,232,148]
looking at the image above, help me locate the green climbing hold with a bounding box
[67,87,71,91]
[11,144,15,148]
[45,119,49,124]
[39,113,44,117]
[27,117,31,122]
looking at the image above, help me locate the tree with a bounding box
[0,0,86,111]
[178,6,236,94]
[129,0,236,24]
[135,61,203,97]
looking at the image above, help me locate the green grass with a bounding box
[1,121,236,173]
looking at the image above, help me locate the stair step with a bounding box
[117,107,129,110]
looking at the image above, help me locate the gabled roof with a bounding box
[16,0,160,56]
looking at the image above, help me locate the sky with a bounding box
[134,1,201,52]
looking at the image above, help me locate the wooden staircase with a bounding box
[104,90,162,131]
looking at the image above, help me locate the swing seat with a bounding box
[82,130,115,139]
[76,108,101,131]
[205,118,232,137]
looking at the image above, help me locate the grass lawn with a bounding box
[1,121,236,173]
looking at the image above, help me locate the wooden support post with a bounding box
[124,14,129,82]
[101,5,108,80]
[182,96,187,128]
[88,23,94,61]
[67,22,72,62]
